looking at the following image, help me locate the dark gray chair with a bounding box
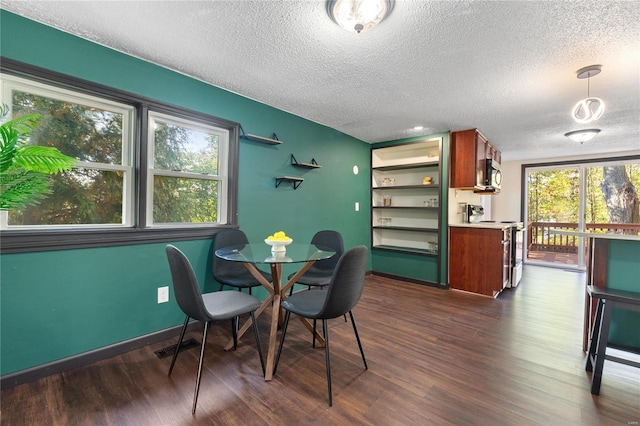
[287,230,344,291]
[213,229,271,295]
[165,244,265,414]
[274,245,368,406]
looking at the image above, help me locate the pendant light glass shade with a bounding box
[327,0,394,33]
[564,129,601,143]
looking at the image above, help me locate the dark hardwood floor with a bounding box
[2,265,639,425]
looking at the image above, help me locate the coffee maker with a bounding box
[466,204,484,223]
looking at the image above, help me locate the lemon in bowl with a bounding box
[265,231,293,252]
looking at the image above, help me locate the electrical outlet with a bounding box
[158,286,169,304]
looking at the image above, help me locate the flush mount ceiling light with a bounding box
[564,129,601,144]
[572,65,605,123]
[327,0,394,33]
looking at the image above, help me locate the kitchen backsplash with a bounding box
[448,189,492,224]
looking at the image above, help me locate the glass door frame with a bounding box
[521,155,640,270]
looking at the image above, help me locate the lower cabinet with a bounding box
[449,226,511,297]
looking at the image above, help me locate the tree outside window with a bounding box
[147,112,227,226]
[5,81,134,227]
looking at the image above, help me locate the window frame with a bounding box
[0,58,239,253]
[146,110,229,226]
[2,73,137,229]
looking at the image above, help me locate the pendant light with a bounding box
[327,0,394,33]
[571,65,605,123]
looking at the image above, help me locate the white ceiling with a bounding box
[2,0,639,161]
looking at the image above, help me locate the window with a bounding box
[0,60,239,253]
[147,111,228,226]
[2,74,135,228]
[524,157,640,269]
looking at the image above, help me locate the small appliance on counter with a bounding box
[466,204,484,223]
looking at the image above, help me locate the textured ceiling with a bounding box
[2,0,639,161]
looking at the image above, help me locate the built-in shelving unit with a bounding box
[291,154,322,168]
[371,138,442,257]
[239,126,282,145]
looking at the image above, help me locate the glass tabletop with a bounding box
[215,243,335,264]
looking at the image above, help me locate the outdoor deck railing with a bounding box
[527,222,640,253]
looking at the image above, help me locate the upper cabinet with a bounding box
[450,129,501,192]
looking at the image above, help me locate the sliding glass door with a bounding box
[525,159,640,269]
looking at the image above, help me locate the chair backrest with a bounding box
[310,230,344,272]
[166,245,211,322]
[318,245,368,319]
[212,229,252,280]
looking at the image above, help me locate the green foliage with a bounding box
[151,121,219,223]
[5,89,220,225]
[528,164,640,225]
[9,92,124,225]
[0,105,75,211]
[527,168,580,223]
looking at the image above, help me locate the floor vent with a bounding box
[154,338,199,359]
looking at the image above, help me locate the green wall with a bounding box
[0,11,371,376]
[605,239,640,348]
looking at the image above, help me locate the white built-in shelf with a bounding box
[371,137,442,256]
[373,184,439,190]
[372,161,439,171]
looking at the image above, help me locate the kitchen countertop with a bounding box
[449,222,521,230]
[551,229,640,242]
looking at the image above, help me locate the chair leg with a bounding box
[192,321,210,414]
[218,282,225,291]
[312,319,317,348]
[591,300,613,395]
[231,316,239,350]
[168,315,190,376]
[273,310,292,376]
[349,311,368,370]
[323,319,333,406]
[250,311,265,376]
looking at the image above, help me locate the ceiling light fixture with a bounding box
[564,129,601,144]
[327,0,394,34]
[572,65,605,123]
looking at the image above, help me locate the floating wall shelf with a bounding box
[239,126,282,145]
[291,154,322,168]
[275,176,304,190]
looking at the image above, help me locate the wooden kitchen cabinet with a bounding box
[450,128,501,190]
[449,226,511,297]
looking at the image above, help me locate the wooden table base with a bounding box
[224,260,324,381]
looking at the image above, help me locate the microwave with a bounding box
[485,158,502,192]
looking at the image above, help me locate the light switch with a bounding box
[355,202,359,211]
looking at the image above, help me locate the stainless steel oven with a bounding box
[508,222,524,288]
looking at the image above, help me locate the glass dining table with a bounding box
[215,242,336,381]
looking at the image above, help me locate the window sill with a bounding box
[0,226,233,254]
